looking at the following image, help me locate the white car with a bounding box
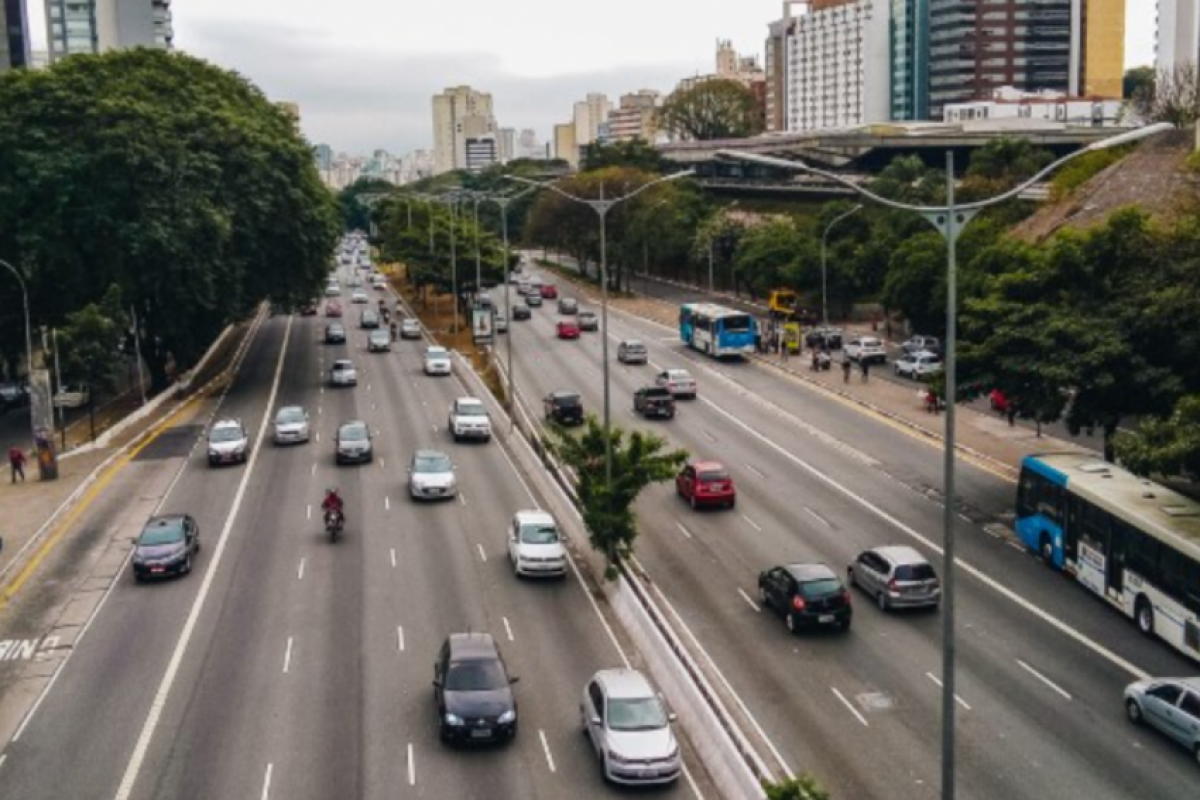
[324,285,341,297]
[207,419,250,466]
[581,669,680,786]
[618,340,648,364]
[845,336,887,365]
[272,405,310,445]
[494,313,508,333]
[448,397,492,442]
[1124,677,1200,763]
[400,318,422,340]
[894,350,943,379]
[655,369,697,399]
[424,346,452,376]
[351,290,369,304]
[507,510,567,578]
[329,359,358,387]
[52,385,90,409]
[409,449,457,500]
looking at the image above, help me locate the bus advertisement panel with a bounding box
[679,303,756,358]
[1016,453,1200,662]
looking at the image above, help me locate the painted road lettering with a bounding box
[0,636,61,661]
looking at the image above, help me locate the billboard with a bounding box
[472,307,494,345]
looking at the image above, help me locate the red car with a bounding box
[676,461,736,509]
[325,301,343,318]
[540,283,559,299]
[556,319,580,339]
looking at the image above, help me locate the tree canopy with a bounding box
[0,48,341,387]
[659,79,764,141]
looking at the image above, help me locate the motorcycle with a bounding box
[324,508,344,542]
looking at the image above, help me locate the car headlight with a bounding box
[607,749,634,764]
[497,710,516,724]
[444,713,464,726]
[132,552,146,564]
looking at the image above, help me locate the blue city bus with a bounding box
[679,303,756,359]
[1017,453,1200,661]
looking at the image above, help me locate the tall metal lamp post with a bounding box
[0,258,36,453]
[507,170,695,492]
[820,204,862,327]
[719,120,1172,800]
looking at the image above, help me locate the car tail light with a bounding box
[842,590,853,605]
[791,595,806,611]
[888,579,898,593]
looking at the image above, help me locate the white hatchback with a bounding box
[845,336,887,364]
[507,510,567,578]
[894,350,943,379]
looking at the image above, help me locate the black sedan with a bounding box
[543,390,584,425]
[512,304,532,321]
[434,633,519,745]
[132,514,200,582]
[757,562,852,633]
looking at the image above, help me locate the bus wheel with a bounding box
[1039,534,1054,566]
[1135,597,1155,637]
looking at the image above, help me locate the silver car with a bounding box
[581,669,680,785]
[617,340,647,364]
[424,346,452,376]
[409,449,457,500]
[400,319,422,340]
[335,420,373,465]
[1125,677,1200,764]
[368,330,391,352]
[207,419,249,466]
[848,545,941,611]
[330,359,357,387]
[272,406,310,445]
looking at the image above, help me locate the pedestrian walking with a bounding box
[8,445,27,482]
[842,359,852,383]
[925,387,940,415]
[860,359,870,382]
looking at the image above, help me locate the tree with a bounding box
[0,49,341,390]
[581,139,668,173]
[1115,395,1200,479]
[1130,62,1200,127]
[56,285,128,439]
[731,217,809,301]
[762,774,830,800]
[659,79,764,141]
[1124,65,1155,100]
[881,231,946,334]
[338,178,395,231]
[544,416,687,575]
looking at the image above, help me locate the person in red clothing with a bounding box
[8,445,27,482]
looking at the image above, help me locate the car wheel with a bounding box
[1126,698,1144,726]
[1135,596,1155,637]
[785,612,797,634]
[1039,534,1054,566]
[877,590,889,612]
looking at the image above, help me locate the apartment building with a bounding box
[46,0,173,60]
[606,90,660,142]
[554,123,578,168]
[431,85,498,174]
[2,0,32,70]
[573,92,611,149]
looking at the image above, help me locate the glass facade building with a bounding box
[890,0,930,120]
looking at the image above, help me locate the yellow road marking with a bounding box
[0,393,207,611]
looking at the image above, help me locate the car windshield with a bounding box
[371,331,388,340]
[895,564,937,581]
[333,362,353,371]
[520,524,559,544]
[277,408,304,424]
[340,424,368,441]
[140,521,184,546]
[457,401,486,418]
[606,697,667,732]
[554,394,581,407]
[699,469,729,482]
[414,453,452,473]
[427,348,448,359]
[445,659,508,691]
[799,578,842,596]
[210,426,243,442]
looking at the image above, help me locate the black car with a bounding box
[325,323,347,344]
[132,514,200,581]
[804,327,843,350]
[512,304,532,321]
[634,386,676,419]
[0,382,29,414]
[434,633,519,745]
[543,390,584,425]
[757,562,852,633]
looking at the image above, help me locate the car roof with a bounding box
[333,359,354,367]
[212,418,242,430]
[338,420,367,430]
[455,396,484,405]
[578,310,596,316]
[784,562,837,581]
[426,346,448,354]
[514,509,555,526]
[664,368,691,376]
[446,632,500,660]
[870,545,929,565]
[621,339,645,347]
[592,668,655,699]
[550,389,579,399]
[690,460,726,471]
[414,448,450,459]
[144,514,188,529]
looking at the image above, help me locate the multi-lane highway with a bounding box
[0,263,713,799]
[502,269,1199,799]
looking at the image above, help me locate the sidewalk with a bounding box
[532,259,1092,477]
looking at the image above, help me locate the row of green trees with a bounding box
[0,49,340,391]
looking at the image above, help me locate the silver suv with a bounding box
[848,545,941,611]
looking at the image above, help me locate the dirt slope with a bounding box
[1013,129,1200,242]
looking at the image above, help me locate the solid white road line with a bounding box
[379,457,385,470]
[397,626,405,652]
[310,463,316,477]
[538,729,557,773]
[741,514,762,532]
[476,544,488,562]
[925,672,972,710]
[0,753,7,770]
[737,588,761,612]
[831,687,869,727]
[315,432,320,443]
[385,496,391,511]
[260,763,273,800]
[675,521,693,539]
[804,507,831,527]
[407,743,416,786]
[503,617,514,642]
[305,504,311,521]
[282,637,294,674]
[1017,659,1073,701]
[744,463,765,479]
[390,549,397,568]
[297,558,306,581]
[113,316,296,800]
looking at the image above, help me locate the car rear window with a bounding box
[799,578,842,597]
[699,470,729,482]
[895,564,937,581]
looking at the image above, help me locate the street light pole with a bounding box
[820,204,862,327]
[718,120,1172,800]
[472,195,482,297]
[0,258,36,454]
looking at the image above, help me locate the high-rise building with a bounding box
[431,85,498,175]
[1083,0,1124,97]
[1,0,32,71]
[781,0,890,131]
[572,92,610,148]
[314,143,334,172]
[889,0,930,120]
[554,123,578,168]
[606,90,660,142]
[46,0,173,61]
[1156,0,1198,75]
[765,3,806,132]
[517,128,541,159]
[497,127,516,163]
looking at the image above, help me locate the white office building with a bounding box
[45,0,172,60]
[572,92,611,148]
[782,0,889,131]
[432,85,498,175]
[1157,0,1200,74]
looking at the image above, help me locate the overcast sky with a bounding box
[27,0,1158,155]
